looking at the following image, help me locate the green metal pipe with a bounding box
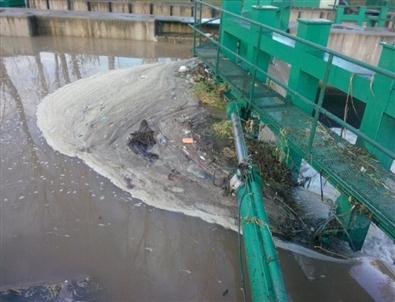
[193,0,197,55]
[249,26,263,108]
[237,184,274,301]
[231,112,249,165]
[237,170,288,302]
[247,170,289,302]
[230,105,288,302]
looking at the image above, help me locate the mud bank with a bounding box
[37,60,240,231]
[35,59,394,266]
[35,59,354,262]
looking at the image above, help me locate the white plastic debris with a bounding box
[230,174,243,191]
[178,66,188,73]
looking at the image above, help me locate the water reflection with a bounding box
[0,36,246,302]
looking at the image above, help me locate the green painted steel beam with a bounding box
[229,107,288,302]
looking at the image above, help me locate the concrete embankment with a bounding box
[0,8,156,40]
[0,8,218,40]
[26,0,216,18]
[329,27,395,65]
[25,0,339,24]
[27,0,395,32]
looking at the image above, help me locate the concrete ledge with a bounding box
[26,0,215,18]
[0,8,156,40]
[0,10,37,37]
[329,27,395,65]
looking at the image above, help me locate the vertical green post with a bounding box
[359,42,395,170]
[193,0,197,56]
[215,10,224,76]
[249,5,281,82]
[288,18,332,115]
[335,195,371,251]
[378,6,389,27]
[286,18,332,178]
[279,4,291,31]
[220,0,242,61]
[249,26,263,109]
[357,6,367,26]
[335,5,345,24]
[198,1,203,45]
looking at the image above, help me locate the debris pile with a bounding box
[0,277,100,302]
[128,119,158,162]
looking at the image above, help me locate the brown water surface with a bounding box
[0,36,394,302]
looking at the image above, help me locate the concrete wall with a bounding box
[73,0,88,11]
[49,0,69,10]
[328,30,395,65]
[89,1,110,13]
[319,0,338,9]
[156,20,192,35]
[132,2,150,14]
[0,9,156,41]
[111,1,129,13]
[171,3,192,17]
[0,14,36,37]
[29,0,49,10]
[25,0,334,21]
[26,0,215,18]
[152,3,171,16]
[290,8,335,23]
[36,16,155,40]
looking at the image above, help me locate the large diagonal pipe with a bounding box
[230,109,288,302]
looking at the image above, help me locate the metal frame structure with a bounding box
[191,1,394,300]
[335,4,393,27]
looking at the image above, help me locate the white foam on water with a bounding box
[350,257,395,302]
[359,223,395,266]
[297,127,394,267]
[298,159,340,202]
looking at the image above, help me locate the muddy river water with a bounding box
[0,36,394,302]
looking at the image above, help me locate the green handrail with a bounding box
[196,0,395,79]
[190,25,395,160]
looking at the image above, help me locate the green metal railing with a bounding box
[192,0,395,161]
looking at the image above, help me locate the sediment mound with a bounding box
[37,60,237,230]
